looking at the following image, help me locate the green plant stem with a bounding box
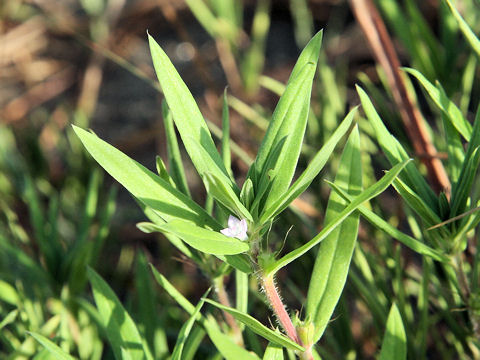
[261,274,313,359]
[214,276,244,346]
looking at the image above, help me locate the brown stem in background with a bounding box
[214,276,245,347]
[350,0,451,196]
[215,39,244,95]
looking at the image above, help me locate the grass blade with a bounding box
[378,304,407,360]
[162,101,191,197]
[266,160,410,275]
[306,126,362,343]
[87,268,153,360]
[204,299,304,351]
[28,332,76,360]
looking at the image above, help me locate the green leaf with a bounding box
[162,101,191,196]
[328,182,448,262]
[137,220,249,255]
[266,160,410,275]
[204,299,304,351]
[73,125,219,229]
[259,107,356,223]
[28,332,76,360]
[240,178,255,210]
[236,270,249,315]
[392,177,443,227]
[150,265,260,360]
[404,68,472,140]
[0,310,18,330]
[250,31,322,196]
[263,342,284,360]
[221,89,233,177]
[443,0,480,58]
[148,34,236,192]
[171,289,210,360]
[357,86,438,211]
[450,147,480,218]
[203,172,253,222]
[451,107,480,217]
[306,126,362,343]
[87,268,153,360]
[378,304,406,360]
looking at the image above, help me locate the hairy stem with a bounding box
[262,274,300,344]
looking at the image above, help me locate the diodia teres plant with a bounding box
[72,31,416,359]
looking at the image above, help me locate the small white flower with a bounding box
[220,215,248,241]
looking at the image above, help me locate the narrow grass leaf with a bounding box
[204,299,304,351]
[379,304,407,360]
[137,220,249,255]
[357,86,438,209]
[266,160,410,275]
[87,268,153,360]
[221,89,233,177]
[442,113,464,183]
[236,270,249,315]
[162,101,190,196]
[450,147,480,217]
[150,265,259,360]
[148,34,236,191]
[306,126,362,343]
[73,125,219,229]
[444,0,480,58]
[404,68,471,140]
[451,107,480,217]
[263,342,284,360]
[171,289,210,360]
[392,177,443,227]
[28,332,75,360]
[259,107,356,223]
[0,310,18,330]
[329,182,448,262]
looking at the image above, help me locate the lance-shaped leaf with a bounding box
[150,266,260,360]
[392,177,443,228]
[259,107,356,223]
[162,101,190,196]
[249,31,322,197]
[148,34,237,193]
[263,342,284,360]
[305,126,362,343]
[404,68,472,140]
[328,182,448,262]
[137,220,249,255]
[28,332,76,360]
[171,289,210,360]
[357,86,438,210]
[265,160,410,275]
[204,172,253,222]
[87,268,154,360]
[204,299,304,351]
[379,304,406,360]
[73,126,219,229]
[444,0,480,58]
[451,108,480,217]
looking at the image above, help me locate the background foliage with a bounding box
[1,0,480,359]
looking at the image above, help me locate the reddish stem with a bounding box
[262,274,301,344]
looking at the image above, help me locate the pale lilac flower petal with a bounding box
[221,215,248,241]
